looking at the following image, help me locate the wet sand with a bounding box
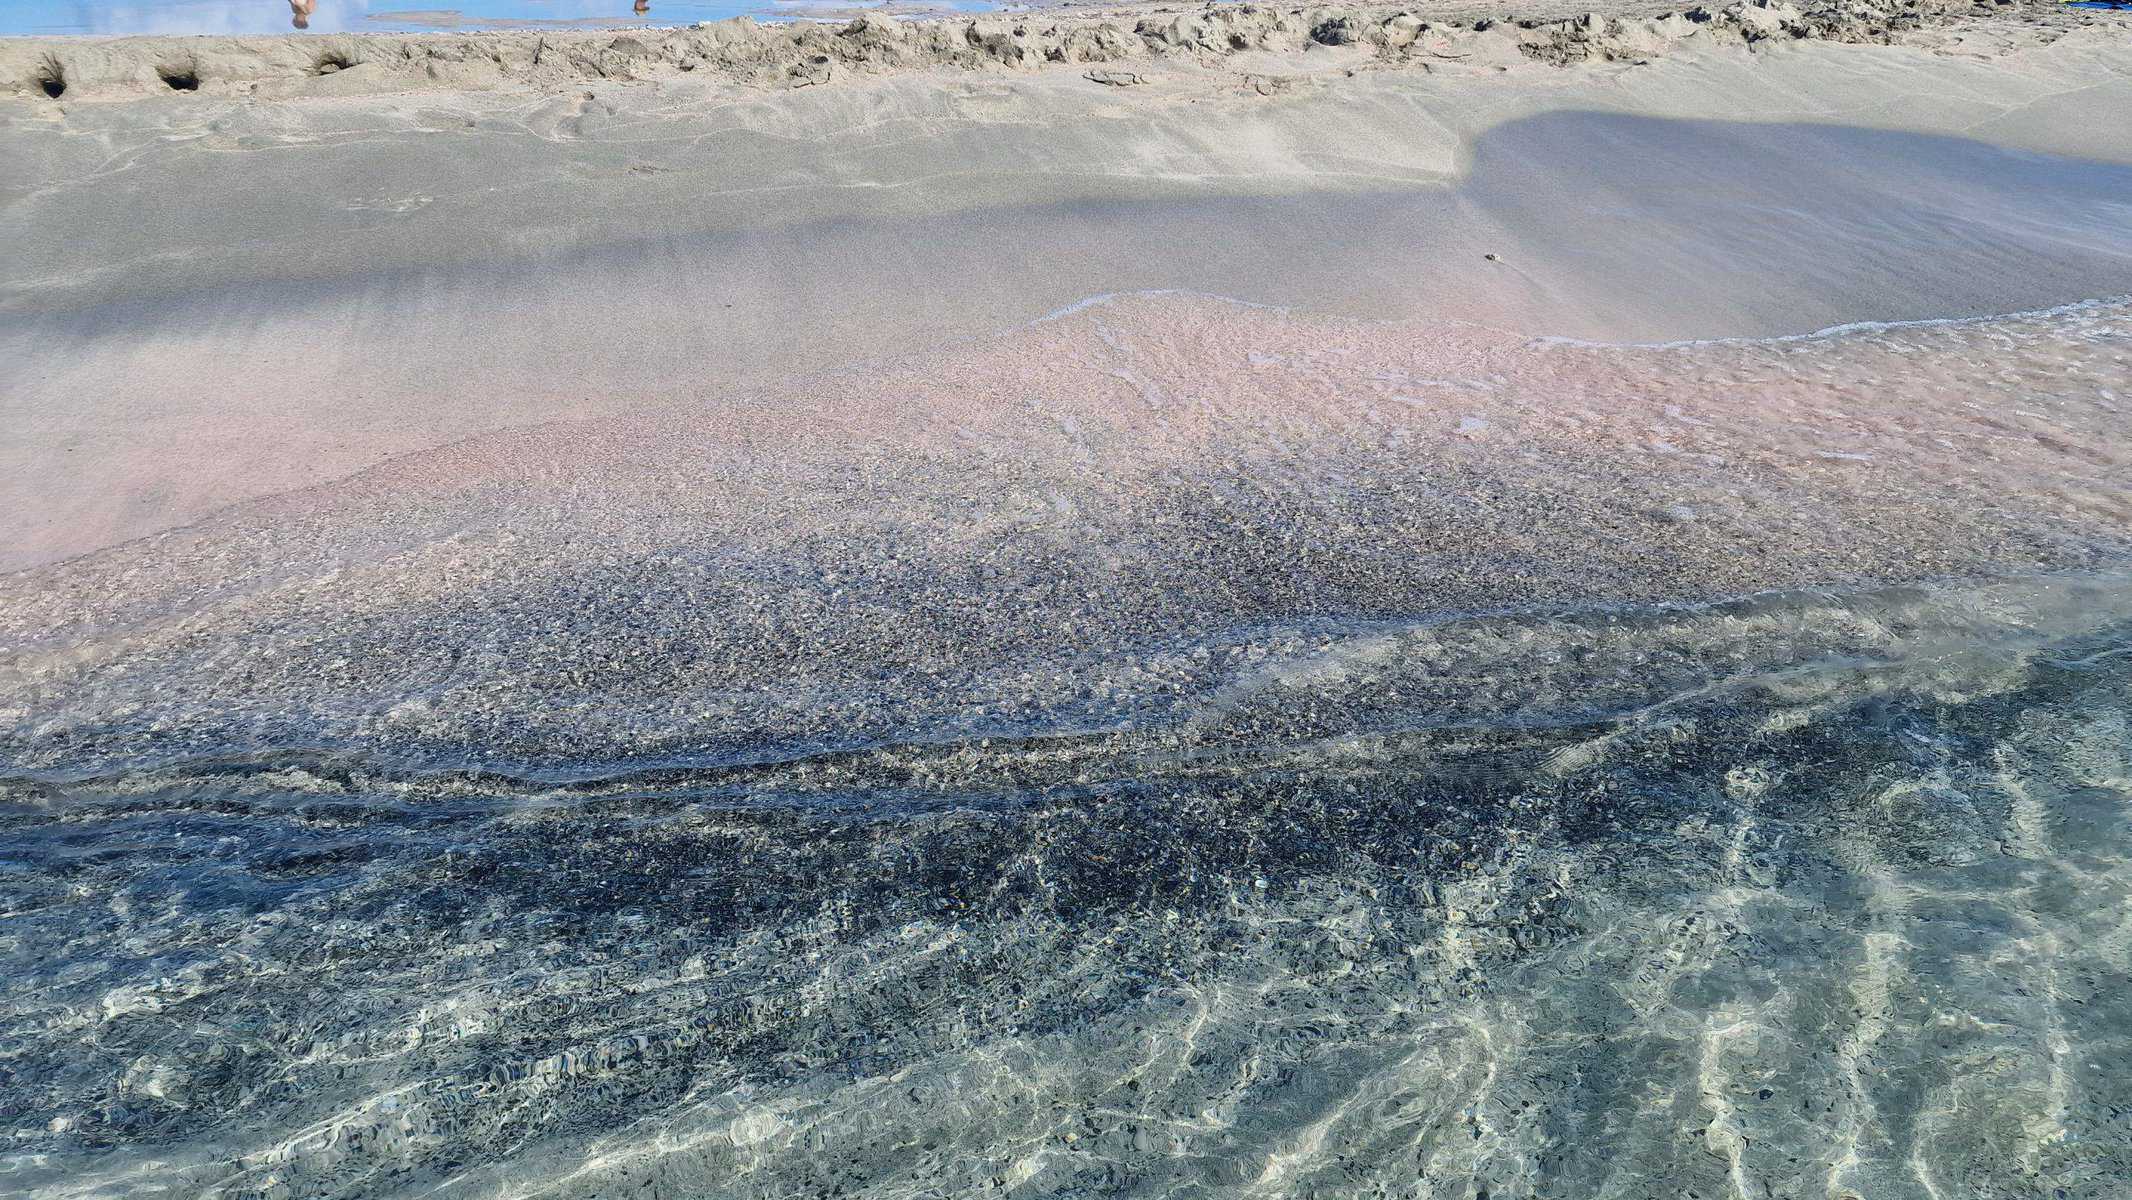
[6,29,2132,572]
[7,284,2132,770]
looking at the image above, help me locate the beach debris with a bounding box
[0,0,2032,100]
[1311,14,1364,43]
[32,54,64,99]
[1381,14,1427,46]
[965,18,1047,69]
[1244,73,1314,96]
[1083,68,1150,86]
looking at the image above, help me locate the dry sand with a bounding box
[0,0,2103,100]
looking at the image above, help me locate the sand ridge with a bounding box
[0,0,2108,100]
[6,30,2132,573]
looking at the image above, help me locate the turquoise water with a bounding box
[7,571,2131,1198]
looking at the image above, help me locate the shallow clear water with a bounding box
[6,577,2132,1199]
[3,282,2131,1196]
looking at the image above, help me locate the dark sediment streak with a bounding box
[4,571,2131,1198]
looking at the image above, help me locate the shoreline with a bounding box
[7,1,2132,1191]
[8,283,2130,683]
[11,561,2132,777]
[7,33,2132,573]
[6,282,2129,594]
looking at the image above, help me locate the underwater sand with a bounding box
[5,283,2132,1198]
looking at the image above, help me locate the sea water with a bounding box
[3,286,2130,1198]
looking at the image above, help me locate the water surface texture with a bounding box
[5,285,2132,1198]
[5,89,2132,1199]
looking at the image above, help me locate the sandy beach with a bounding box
[5,2,2132,571]
[5,2,2132,1197]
